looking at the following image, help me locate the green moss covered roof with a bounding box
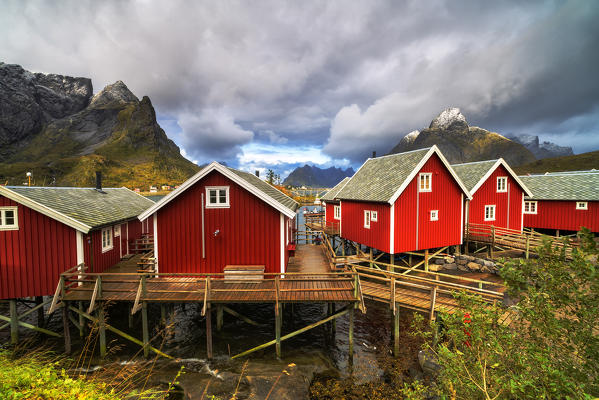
[451,160,499,192]
[519,173,599,201]
[321,177,350,201]
[227,168,299,212]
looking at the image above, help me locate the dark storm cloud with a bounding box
[1,0,598,167]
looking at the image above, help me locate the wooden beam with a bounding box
[393,307,399,357]
[216,306,223,331]
[10,300,18,345]
[222,306,262,327]
[0,298,52,331]
[87,277,100,314]
[349,307,354,362]
[142,301,149,358]
[98,304,106,358]
[206,302,213,360]
[275,304,282,358]
[0,314,61,338]
[62,301,71,354]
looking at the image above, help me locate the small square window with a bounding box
[484,205,496,221]
[334,205,341,220]
[576,201,588,210]
[364,210,371,229]
[371,211,378,221]
[524,201,537,214]
[419,173,432,192]
[206,186,230,208]
[497,177,507,193]
[430,210,439,221]
[0,207,19,231]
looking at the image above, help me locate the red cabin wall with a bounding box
[468,165,524,231]
[83,227,121,273]
[340,201,391,253]
[523,200,599,232]
[126,219,143,254]
[324,201,340,225]
[394,153,463,253]
[156,170,284,274]
[0,196,77,299]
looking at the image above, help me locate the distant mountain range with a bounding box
[507,133,573,159]
[0,62,199,188]
[283,165,354,188]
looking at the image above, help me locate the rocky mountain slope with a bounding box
[388,108,536,166]
[283,165,355,187]
[0,63,199,187]
[507,133,573,159]
[514,150,599,175]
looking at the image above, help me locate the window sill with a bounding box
[101,246,114,253]
[0,226,19,231]
[206,204,230,209]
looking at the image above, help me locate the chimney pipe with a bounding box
[96,171,102,190]
[372,151,376,158]
[255,170,260,177]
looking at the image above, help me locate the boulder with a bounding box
[481,266,490,273]
[444,256,455,264]
[434,258,445,265]
[428,264,442,272]
[444,263,458,270]
[483,260,495,268]
[467,262,481,271]
[457,258,468,265]
[457,263,469,272]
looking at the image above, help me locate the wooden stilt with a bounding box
[216,306,223,331]
[369,248,373,268]
[424,249,429,272]
[9,300,18,345]
[142,301,149,358]
[394,306,399,357]
[275,303,282,358]
[128,304,133,329]
[206,304,213,360]
[525,235,530,259]
[160,304,166,325]
[98,304,106,358]
[408,253,413,265]
[348,307,354,363]
[222,306,261,327]
[35,296,44,327]
[78,301,85,337]
[389,254,394,272]
[62,302,71,354]
[331,303,336,334]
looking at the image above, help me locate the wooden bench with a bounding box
[224,265,265,282]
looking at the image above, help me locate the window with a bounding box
[576,201,588,210]
[114,224,121,237]
[484,205,496,221]
[206,186,230,208]
[334,205,341,220]
[497,176,507,193]
[430,210,439,221]
[419,173,432,192]
[101,227,113,252]
[0,207,18,231]
[371,211,378,221]
[524,201,537,214]
[364,210,371,229]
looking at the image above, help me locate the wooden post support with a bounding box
[35,296,44,328]
[348,307,354,363]
[206,303,213,360]
[408,253,413,266]
[275,303,282,358]
[160,304,166,325]
[394,307,400,357]
[79,301,85,337]
[98,304,106,358]
[390,278,396,314]
[490,226,495,258]
[216,306,223,331]
[369,247,373,268]
[62,301,71,354]
[9,299,18,345]
[142,301,149,358]
[331,303,336,334]
[424,249,429,272]
[429,285,438,322]
[128,304,134,329]
[525,235,530,259]
[389,254,394,272]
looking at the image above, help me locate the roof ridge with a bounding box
[368,146,432,161]
[451,159,499,167]
[520,171,599,177]
[6,186,127,190]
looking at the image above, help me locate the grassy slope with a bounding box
[514,150,599,175]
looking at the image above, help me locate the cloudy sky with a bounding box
[2,0,598,177]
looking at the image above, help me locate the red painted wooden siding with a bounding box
[324,201,339,225]
[0,196,77,299]
[340,201,391,253]
[84,228,121,273]
[141,215,154,235]
[393,153,463,253]
[523,200,599,232]
[156,170,285,274]
[126,219,142,254]
[468,164,524,231]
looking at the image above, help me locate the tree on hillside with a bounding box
[404,229,599,399]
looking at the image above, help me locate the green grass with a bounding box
[514,150,599,174]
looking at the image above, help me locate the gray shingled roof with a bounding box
[6,186,154,229]
[227,168,299,212]
[337,148,431,202]
[321,177,350,201]
[519,173,599,201]
[452,160,498,192]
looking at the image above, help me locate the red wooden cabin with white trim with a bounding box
[0,185,154,300]
[335,146,471,255]
[452,159,532,232]
[321,177,350,232]
[138,162,299,275]
[520,171,599,233]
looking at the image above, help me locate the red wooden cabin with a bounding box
[452,159,532,232]
[519,171,599,233]
[321,177,350,232]
[138,162,299,275]
[335,146,471,254]
[0,185,154,300]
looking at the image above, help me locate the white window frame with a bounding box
[364,210,371,229]
[497,176,507,193]
[371,210,378,221]
[576,201,588,210]
[334,205,341,220]
[419,173,432,192]
[114,224,121,237]
[0,207,19,231]
[205,186,230,208]
[524,201,537,215]
[101,227,113,253]
[484,205,496,221]
[430,210,439,221]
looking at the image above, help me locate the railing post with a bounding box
[525,235,530,259]
[9,299,18,345]
[205,277,212,360]
[424,249,429,272]
[489,226,495,258]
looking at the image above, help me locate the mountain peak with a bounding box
[429,107,468,131]
[90,80,139,107]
